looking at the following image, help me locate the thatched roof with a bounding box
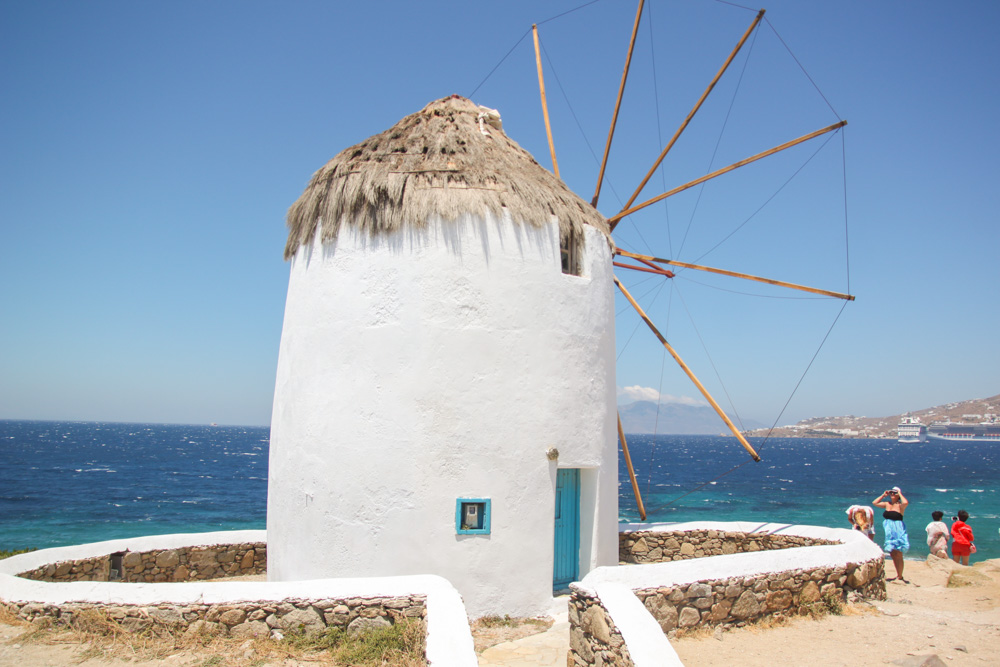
[284,95,610,260]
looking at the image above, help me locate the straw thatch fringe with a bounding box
[284,95,609,260]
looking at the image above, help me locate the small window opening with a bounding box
[560,228,583,276]
[456,498,491,535]
[109,551,125,581]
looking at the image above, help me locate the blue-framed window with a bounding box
[456,498,491,535]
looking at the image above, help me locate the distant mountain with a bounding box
[618,400,766,435]
[744,393,1000,439]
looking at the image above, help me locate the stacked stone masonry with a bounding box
[17,542,267,583]
[3,595,427,641]
[8,541,427,654]
[632,558,884,636]
[569,593,634,667]
[569,530,887,666]
[619,529,838,564]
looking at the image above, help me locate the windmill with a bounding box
[266,2,854,618]
[526,1,854,519]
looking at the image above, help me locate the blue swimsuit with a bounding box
[882,510,910,553]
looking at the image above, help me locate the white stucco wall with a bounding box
[582,521,885,594]
[0,532,477,667]
[267,213,617,617]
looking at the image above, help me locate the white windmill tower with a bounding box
[269,2,856,620]
[267,95,619,617]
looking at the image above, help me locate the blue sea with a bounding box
[1,420,997,561]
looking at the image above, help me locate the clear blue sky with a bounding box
[1,0,997,427]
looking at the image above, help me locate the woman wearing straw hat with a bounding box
[874,486,910,582]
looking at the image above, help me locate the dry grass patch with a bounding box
[0,604,26,627]
[6,608,426,666]
[673,624,716,639]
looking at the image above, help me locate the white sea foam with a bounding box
[935,488,951,492]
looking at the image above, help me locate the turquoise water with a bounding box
[1,421,997,561]
[619,434,1000,560]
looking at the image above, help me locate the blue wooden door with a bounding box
[553,468,580,588]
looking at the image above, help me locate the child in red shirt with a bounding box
[950,509,975,565]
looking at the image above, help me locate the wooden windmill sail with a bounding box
[530,2,855,519]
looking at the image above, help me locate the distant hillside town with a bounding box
[743,394,1000,439]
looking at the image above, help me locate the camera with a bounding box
[952,516,958,521]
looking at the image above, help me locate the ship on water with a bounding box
[927,416,1000,442]
[897,416,927,443]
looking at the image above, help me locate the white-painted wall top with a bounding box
[0,532,477,667]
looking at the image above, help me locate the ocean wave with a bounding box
[935,488,951,492]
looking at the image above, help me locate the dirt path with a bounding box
[672,557,1000,666]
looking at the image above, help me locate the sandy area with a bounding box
[672,556,1000,666]
[1,557,998,666]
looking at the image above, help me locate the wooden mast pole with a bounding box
[614,277,761,461]
[591,0,645,207]
[609,120,847,230]
[616,249,855,301]
[618,412,647,520]
[622,9,765,211]
[532,24,560,178]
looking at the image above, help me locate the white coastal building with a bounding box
[267,95,618,617]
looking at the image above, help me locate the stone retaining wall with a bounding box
[569,593,634,667]
[620,529,838,564]
[633,559,883,634]
[17,542,266,583]
[1,532,478,666]
[570,523,888,666]
[3,594,425,640]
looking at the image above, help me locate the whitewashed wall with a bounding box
[268,212,617,617]
[0,531,477,667]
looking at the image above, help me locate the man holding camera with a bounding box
[874,486,910,582]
